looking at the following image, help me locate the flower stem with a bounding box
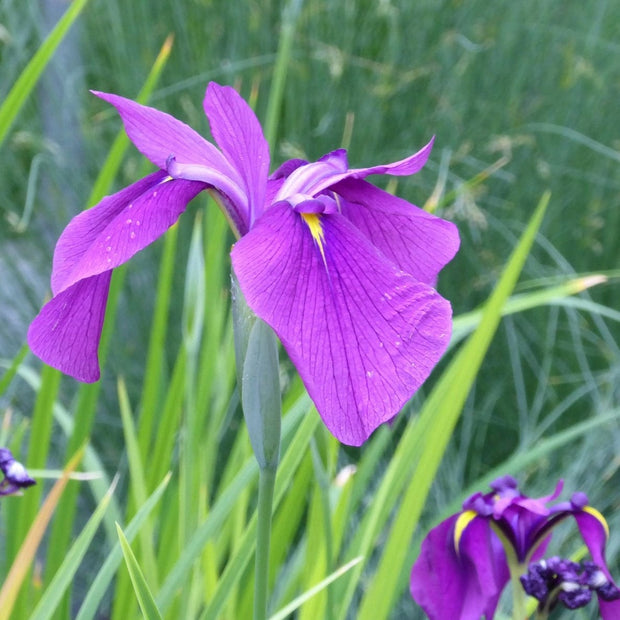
[254,466,277,620]
[510,565,527,620]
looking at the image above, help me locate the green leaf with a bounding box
[0,0,91,148]
[269,557,363,620]
[29,477,118,620]
[76,474,171,620]
[116,524,164,620]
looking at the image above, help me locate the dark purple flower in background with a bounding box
[521,557,620,614]
[0,448,36,496]
[28,82,459,446]
[410,476,620,619]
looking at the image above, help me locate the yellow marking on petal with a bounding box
[454,510,478,554]
[301,212,328,268]
[582,505,610,538]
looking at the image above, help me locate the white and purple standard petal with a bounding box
[276,138,435,199]
[410,514,509,620]
[333,179,460,285]
[232,202,452,446]
[28,272,112,382]
[275,150,349,199]
[203,83,270,226]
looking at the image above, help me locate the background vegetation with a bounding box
[1,0,618,618]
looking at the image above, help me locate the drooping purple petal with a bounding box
[410,515,509,620]
[52,175,205,294]
[232,202,452,446]
[28,272,112,382]
[572,509,620,619]
[333,179,460,285]
[52,171,161,292]
[574,509,613,581]
[203,83,270,225]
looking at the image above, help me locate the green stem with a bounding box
[254,466,277,620]
[510,564,527,620]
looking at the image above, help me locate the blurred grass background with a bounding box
[1,0,619,618]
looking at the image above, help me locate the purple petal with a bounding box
[285,139,435,197]
[203,83,270,225]
[600,596,620,619]
[231,202,452,446]
[93,91,237,174]
[572,509,620,620]
[410,515,509,620]
[574,509,613,581]
[275,150,348,199]
[28,272,112,382]
[52,174,205,294]
[347,137,434,178]
[334,179,460,285]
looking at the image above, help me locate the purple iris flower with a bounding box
[0,448,36,495]
[521,557,620,614]
[27,82,459,446]
[410,475,620,619]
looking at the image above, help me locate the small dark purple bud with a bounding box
[570,492,588,509]
[0,448,36,496]
[462,492,493,515]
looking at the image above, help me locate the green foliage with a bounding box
[0,1,618,619]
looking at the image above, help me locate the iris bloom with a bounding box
[0,448,36,495]
[521,556,620,615]
[410,475,620,619]
[27,82,459,446]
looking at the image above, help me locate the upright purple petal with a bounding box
[410,515,509,620]
[28,272,112,382]
[93,91,237,174]
[334,179,460,285]
[203,83,270,224]
[52,175,205,294]
[232,202,452,446]
[275,150,348,199]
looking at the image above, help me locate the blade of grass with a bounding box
[29,476,119,620]
[268,557,363,620]
[0,0,91,147]
[0,344,28,398]
[116,524,164,620]
[154,396,313,611]
[117,378,159,588]
[450,274,608,348]
[198,409,319,620]
[76,473,171,620]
